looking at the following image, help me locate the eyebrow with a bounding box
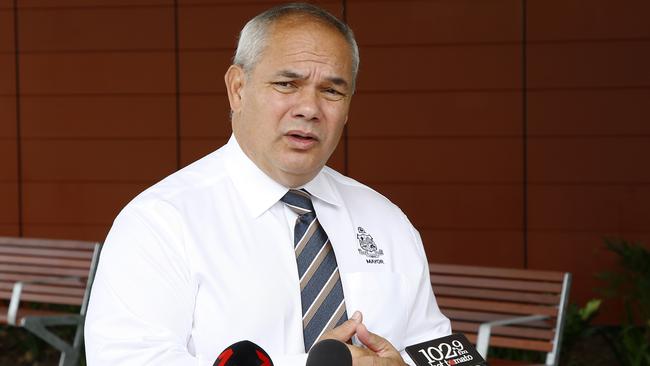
[275,70,349,88]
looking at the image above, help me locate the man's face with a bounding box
[226,18,354,188]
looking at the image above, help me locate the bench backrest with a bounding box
[0,236,101,309]
[429,263,571,365]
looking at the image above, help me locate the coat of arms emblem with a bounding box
[357,227,384,258]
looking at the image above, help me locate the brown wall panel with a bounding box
[327,139,345,174]
[21,96,176,138]
[349,92,522,137]
[349,0,521,45]
[0,9,13,52]
[0,183,19,223]
[20,53,175,94]
[374,184,523,230]
[178,1,342,50]
[179,50,231,94]
[528,0,650,40]
[529,185,650,231]
[19,0,173,7]
[18,6,174,51]
[0,54,15,94]
[0,97,16,137]
[528,232,650,319]
[180,137,229,167]
[528,90,650,136]
[348,138,522,183]
[21,140,177,181]
[22,182,147,224]
[0,139,18,181]
[420,229,524,268]
[358,45,521,92]
[177,1,342,93]
[0,225,19,236]
[23,224,109,242]
[180,94,231,138]
[528,138,650,183]
[528,42,650,89]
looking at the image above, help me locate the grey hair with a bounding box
[233,3,360,90]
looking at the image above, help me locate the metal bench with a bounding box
[0,236,101,366]
[429,263,571,366]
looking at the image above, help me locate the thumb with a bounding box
[356,322,395,355]
[320,310,363,342]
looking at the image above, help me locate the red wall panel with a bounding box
[19,53,175,95]
[0,5,18,236]
[527,0,650,322]
[22,182,147,225]
[14,2,177,240]
[349,138,522,183]
[17,6,174,51]
[21,95,177,138]
[347,0,524,266]
[420,229,524,268]
[528,90,650,136]
[21,140,177,182]
[349,92,522,138]
[528,0,650,40]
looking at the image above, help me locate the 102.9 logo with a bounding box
[417,339,468,365]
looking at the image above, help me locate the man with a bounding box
[85,3,450,365]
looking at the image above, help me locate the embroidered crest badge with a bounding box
[356,227,384,258]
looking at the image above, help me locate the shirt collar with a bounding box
[223,135,342,218]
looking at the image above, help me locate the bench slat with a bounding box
[0,236,97,251]
[0,254,92,269]
[443,309,552,329]
[0,264,90,277]
[0,273,85,285]
[0,290,83,306]
[431,274,563,293]
[0,246,94,259]
[0,307,74,324]
[437,297,558,317]
[0,281,86,296]
[434,285,560,305]
[465,334,554,353]
[452,321,555,341]
[430,264,565,282]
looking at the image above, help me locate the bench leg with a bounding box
[21,315,83,366]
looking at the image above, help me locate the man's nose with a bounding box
[292,89,322,122]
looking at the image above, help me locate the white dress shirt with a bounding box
[85,135,450,366]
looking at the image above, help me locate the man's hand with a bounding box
[320,311,407,366]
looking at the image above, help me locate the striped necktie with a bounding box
[281,189,348,351]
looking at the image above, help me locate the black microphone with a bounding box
[405,333,487,366]
[214,340,273,366]
[306,339,352,366]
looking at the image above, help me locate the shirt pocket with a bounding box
[341,271,408,350]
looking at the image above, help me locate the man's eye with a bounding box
[273,81,293,88]
[323,88,345,99]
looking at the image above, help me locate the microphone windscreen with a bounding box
[215,340,273,366]
[306,339,352,366]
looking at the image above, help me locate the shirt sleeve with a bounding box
[85,203,204,365]
[400,212,452,355]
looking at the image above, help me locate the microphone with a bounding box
[306,339,352,366]
[214,340,273,366]
[405,333,487,366]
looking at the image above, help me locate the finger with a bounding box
[355,323,402,358]
[320,310,363,342]
[355,323,387,353]
[345,343,375,359]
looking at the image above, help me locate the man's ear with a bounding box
[225,65,246,113]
